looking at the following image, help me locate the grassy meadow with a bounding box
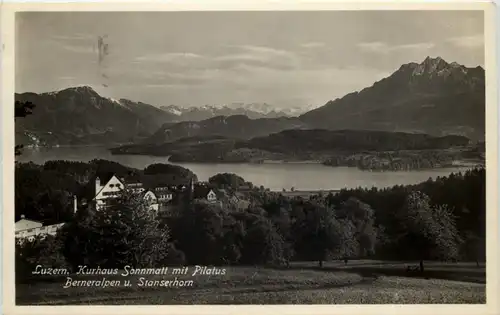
[16,260,486,305]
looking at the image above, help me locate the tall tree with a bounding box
[61,190,171,268]
[294,201,347,268]
[337,197,378,259]
[174,200,226,265]
[396,191,462,271]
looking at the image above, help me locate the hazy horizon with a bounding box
[16,11,484,109]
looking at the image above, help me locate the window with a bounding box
[109,184,115,188]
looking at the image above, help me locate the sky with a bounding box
[16,11,484,109]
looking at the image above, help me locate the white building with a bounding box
[143,190,160,212]
[154,187,174,203]
[193,185,218,203]
[15,215,65,243]
[93,175,158,212]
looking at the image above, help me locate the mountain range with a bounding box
[15,56,485,148]
[15,86,178,146]
[160,103,313,121]
[300,56,485,140]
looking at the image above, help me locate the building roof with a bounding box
[193,186,214,199]
[94,175,125,199]
[142,190,158,199]
[154,186,174,193]
[124,180,144,187]
[15,219,44,232]
[15,218,42,224]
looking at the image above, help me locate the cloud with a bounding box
[358,41,435,54]
[130,53,208,71]
[300,42,326,48]
[50,33,94,41]
[48,33,96,55]
[235,45,293,57]
[134,52,204,63]
[446,34,484,48]
[142,83,191,89]
[214,57,298,71]
[215,45,300,71]
[58,76,77,81]
[60,44,95,54]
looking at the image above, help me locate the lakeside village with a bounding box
[15,172,341,243]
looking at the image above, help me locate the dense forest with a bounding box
[240,129,471,153]
[323,148,484,171]
[15,160,197,224]
[16,160,486,281]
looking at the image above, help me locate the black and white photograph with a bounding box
[3,1,497,311]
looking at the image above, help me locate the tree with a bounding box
[334,219,359,263]
[173,200,226,265]
[16,234,68,283]
[337,198,378,260]
[294,201,345,267]
[241,216,286,266]
[209,173,246,189]
[61,190,171,268]
[462,232,485,266]
[15,163,79,224]
[15,101,36,156]
[395,191,462,272]
[105,190,171,267]
[59,207,100,270]
[219,214,245,265]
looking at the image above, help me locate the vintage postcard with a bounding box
[1,1,498,315]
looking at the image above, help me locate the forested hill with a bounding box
[111,129,482,170]
[239,129,471,153]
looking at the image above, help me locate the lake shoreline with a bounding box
[26,147,483,172]
[110,147,484,172]
[16,146,476,191]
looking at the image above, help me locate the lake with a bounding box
[16,146,472,191]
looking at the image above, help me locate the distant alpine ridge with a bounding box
[159,103,314,121]
[15,56,485,147]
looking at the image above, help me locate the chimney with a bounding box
[95,177,101,195]
[73,195,78,214]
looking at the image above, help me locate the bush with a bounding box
[16,235,68,283]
